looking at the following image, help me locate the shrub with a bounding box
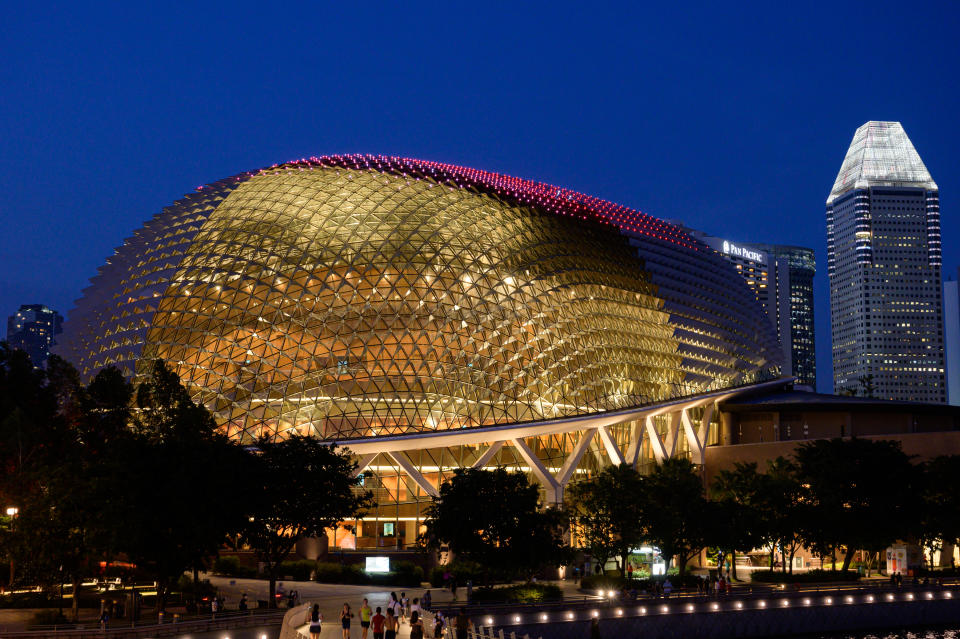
[213,556,257,578]
[750,569,859,584]
[315,562,367,584]
[174,575,218,600]
[429,561,497,587]
[279,560,317,581]
[30,610,69,627]
[470,583,563,604]
[580,574,628,591]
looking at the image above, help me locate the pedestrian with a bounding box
[422,589,432,611]
[98,610,109,630]
[308,604,323,639]
[433,610,445,639]
[400,592,408,622]
[384,608,398,639]
[627,564,633,581]
[360,598,373,639]
[371,606,386,639]
[450,578,458,601]
[663,579,672,598]
[455,607,470,639]
[411,597,421,620]
[341,603,354,639]
[239,594,248,612]
[409,611,424,639]
[211,597,220,615]
[466,580,473,604]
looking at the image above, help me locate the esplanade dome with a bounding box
[58,155,782,443]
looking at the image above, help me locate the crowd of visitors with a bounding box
[302,590,471,639]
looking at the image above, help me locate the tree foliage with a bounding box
[423,467,569,582]
[240,435,372,606]
[567,463,645,575]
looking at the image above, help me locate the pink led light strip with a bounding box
[249,154,698,250]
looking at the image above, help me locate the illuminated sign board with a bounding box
[365,556,390,573]
[722,240,764,263]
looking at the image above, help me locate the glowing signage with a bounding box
[365,556,390,573]
[722,240,764,263]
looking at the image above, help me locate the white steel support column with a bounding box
[471,441,504,469]
[624,420,645,467]
[680,407,704,464]
[597,425,625,465]
[645,414,668,462]
[510,438,561,504]
[352,453,378,478]
[555,429,596,489]
[387,451,439,498]
[699,403,715,449]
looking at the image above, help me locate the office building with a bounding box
[672,225,817,389]
[6,303,63,367]
[826,121,945,402]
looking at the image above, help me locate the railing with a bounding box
[1,607,286,637]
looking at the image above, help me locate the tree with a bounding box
[241,436,371,606]
[567,463,645,576]
[762,457,806,574]
[918,455,960,569]
[794,438,917,572]
[422,467,569,583]
[640,458,711,580]
[710,462,768,580]
[93,360,251,612]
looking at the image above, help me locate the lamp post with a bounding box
[5,507,18,587]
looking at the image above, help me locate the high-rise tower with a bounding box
[6,303,63,368]
[826,121,944,402]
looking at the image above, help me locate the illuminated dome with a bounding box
[59,155,782,443]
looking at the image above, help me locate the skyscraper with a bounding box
[6,303,63,367]
[826,121,944,402]
[669,224,817,389]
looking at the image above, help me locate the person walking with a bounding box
[433,610,445,639]
[360,598,373,639]
[454,607,470,639]
[308,604,323,639]
[400,592,409,622]
[371,607,385,639]
[409,611,424,639]
[422,589,432,611]
[340,603,355,639]
[384,608,398,639]
[410,597,421,620]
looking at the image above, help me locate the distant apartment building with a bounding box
[6,303,63,367]
[827,121,945,402]
[671,224,817,389]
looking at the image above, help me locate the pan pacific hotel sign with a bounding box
[722,240,765,263]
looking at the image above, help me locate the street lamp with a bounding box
[5,506,18,586]
[5,507,17,517]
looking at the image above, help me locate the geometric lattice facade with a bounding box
[60,155,782,441]
[59,155,785,547]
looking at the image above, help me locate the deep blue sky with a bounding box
[1,2,957,393]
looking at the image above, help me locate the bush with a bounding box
[580,574,628,591]
[213,556,257,578]
[279,560,317,581]
[30,610,69,627]
[470,583,563,604]
[315,562,367,584]
[174,575,218,600]
[581,573,702,592]
[429,561,495,587]
[391,561,425,587]
[750,569,859,584]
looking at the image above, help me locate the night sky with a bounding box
[2,2,957,393]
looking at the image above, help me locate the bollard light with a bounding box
[686,604,694,612]
[592,610,599,618]
[639,607,647,615]
[887,594,895,601]
[845,596,853,603]
[758,600,766,608]
[660,605,668,613]
[735,602,743,609]
[711,603,719,611]
[514,615,521,623]
[567,612,574,620]
[824,597,832,605]
[540,613,548,621]
[803,598,811,606]
[781,599,790,607]
[487,617,493,625]
[616,609,623,616]
[946,592,953,599]
[607,590,616,598]
[926,592,934,600]
[907,593,914,600]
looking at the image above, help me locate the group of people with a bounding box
[307,592,471,639]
